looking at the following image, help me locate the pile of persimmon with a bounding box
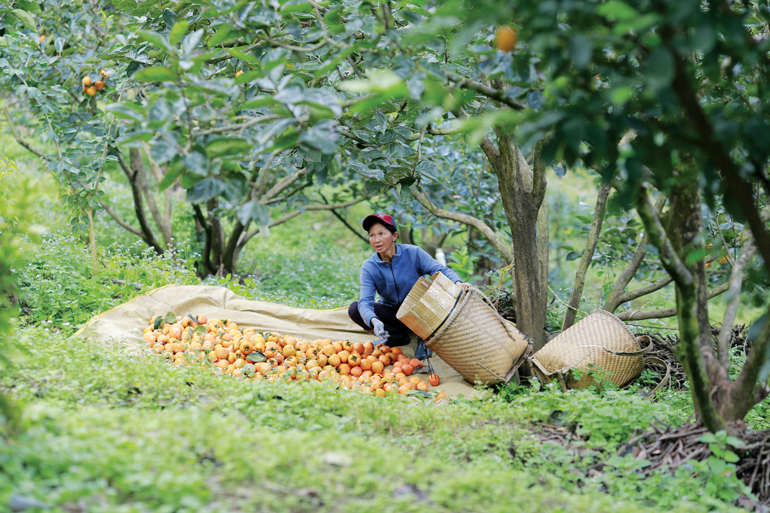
[82,70,109,97]
[143,314,445,400]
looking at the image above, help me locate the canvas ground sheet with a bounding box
[75,285,488,400]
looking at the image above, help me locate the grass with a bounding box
[0,328,746,513]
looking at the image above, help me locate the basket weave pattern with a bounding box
[530,310,648,390]
[397,273,462,341]
[425,288,530,385]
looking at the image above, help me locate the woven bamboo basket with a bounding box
[396,272,464,341]
[529,310,651,391]
[422,287,532,386]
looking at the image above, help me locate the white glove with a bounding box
[370,318,390,342]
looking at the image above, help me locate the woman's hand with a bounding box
[456,282,471,291]
[370,318,390,343]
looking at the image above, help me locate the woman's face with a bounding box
[368,223,397,254]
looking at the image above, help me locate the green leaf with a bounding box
[165,312,177,324]
[270,129,300,151]
[163,8,177,27]
[205,137,251,158]
[246,351,267,363]
[280,0,314,14]
[159,161,185,191]
[241,96,276,110]
[569,34,593,70]
[597,1,639,21]
[194,325,208,335]
[406,390,430,398]
[226,47,260,64]
[643,48,674,91]
[14,0,42,14]
[208,23,233,48]
[106,103,145,122]
[183,145,210,176]
[238,201,270,226]
[11,9,36,31]
[169,20,189,46]
[153,316,164,330]
[187,177,226,203]
[138,31,173,52]
[133,66,178,82]
[235,69,265,84]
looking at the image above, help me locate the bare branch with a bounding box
[261,168,306,203]
[635,186,693,287]
[192,114,282,138]
[562,181,611,330]
[603,194,666,312]
[2,105,53,161]
[113,149,164,254]
[718,237,757,365]
[411,186,513,263]
[615,280,731,321]
[99,199,143,237]
[407,127,463,140]
[241,197,368,246]
[443,71,526,110]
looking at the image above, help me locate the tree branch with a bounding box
[670,51,770,275]
[99,199,143,238]
[603,194,667,312]
[411,186,513,263]
[731,303,770,419]
[131,148,173,248]
[531,136,549,209]
[192,114,282,138]
[615,280,731,321]
[192,204,215,275]
[562,181,611,330]
[636,183,724,432]
[443,71,526,110]
[319,192,368,243]
[718,237,756,366]
[635,187,693,287]
[113,149,164,254]
[241,197,368,246]
[2,105,53,161]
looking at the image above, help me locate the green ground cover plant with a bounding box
[0,327,748,512]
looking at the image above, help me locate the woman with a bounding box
[348,213,469,355]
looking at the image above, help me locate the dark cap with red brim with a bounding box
[362,213,398,232]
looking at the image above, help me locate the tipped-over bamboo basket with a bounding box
[529,310,651,391]
[396,272,464,341]
[398,280,531,385]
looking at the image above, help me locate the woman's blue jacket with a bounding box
[358,244,461,328]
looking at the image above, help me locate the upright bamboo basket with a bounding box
[399,284,531,385]
[529,310,651,390]
[396,272,464,341]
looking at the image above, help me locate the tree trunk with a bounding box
[494,130,548,349]
[667,182,733,424]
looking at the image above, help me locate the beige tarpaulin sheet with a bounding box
[74,285,489,400]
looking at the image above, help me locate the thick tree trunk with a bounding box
[637,184,725,432]
[494,130,548,349]
[667,182,733,422]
